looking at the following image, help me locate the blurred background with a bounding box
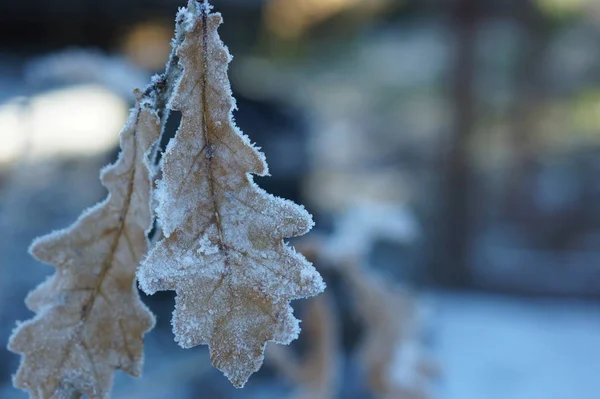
[2,0,600,398]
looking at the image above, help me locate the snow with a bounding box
[432,292,600,399]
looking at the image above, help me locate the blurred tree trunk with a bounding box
[434,0,479,287]
[505,0,549,224]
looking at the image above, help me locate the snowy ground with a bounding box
[432,292,600,399]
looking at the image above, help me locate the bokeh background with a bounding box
[2,0,600,398]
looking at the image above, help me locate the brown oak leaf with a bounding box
[8,91,160,399]
[137,1,325,388]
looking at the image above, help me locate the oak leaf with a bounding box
[137,1,325,388]
[8,92,160,399]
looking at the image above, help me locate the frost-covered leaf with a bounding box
[8,91,160,399]
[137,1,325,388]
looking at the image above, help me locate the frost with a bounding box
[137,0,324,388]
[8,90,160,399]
[198,231,219,255]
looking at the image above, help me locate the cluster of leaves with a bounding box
[8,1,324,397]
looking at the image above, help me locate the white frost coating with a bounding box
[198,231,219,255]
[137,0,324,389]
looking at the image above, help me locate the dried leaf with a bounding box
[267,293,340,399]
[137,1,325,388]
[8,91,160,399]
[342,262,435,399]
